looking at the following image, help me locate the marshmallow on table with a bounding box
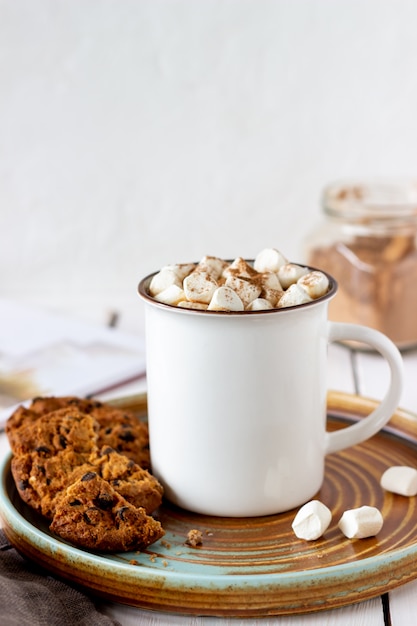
[207,286,244,311]
[338,506,384,539]
[291,500,332,540]
[254,248,287,273]
[380,466,417,496]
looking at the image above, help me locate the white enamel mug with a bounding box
[138,268,403,517]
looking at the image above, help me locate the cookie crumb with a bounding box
[129,559,139,566]
[186,528,203,547]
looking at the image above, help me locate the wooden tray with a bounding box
[1,391,417,617]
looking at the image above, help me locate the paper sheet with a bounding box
[0,299,146,428]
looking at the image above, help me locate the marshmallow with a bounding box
[149,267,182,296]
[223,257,259,280]
[259,273,283,306]
[261,288,283,307]
[254,248,287,273]
[197,256,229,279]
[297,271,329,299]
[246,298,273,311]
[225,275,262,307]
[177,301,208,310]
[148,249,332,312]
[260,272,283,291]
[165,263,196,281]
[278,263,309,289]
[207,286,244,311]
[154,284,186,305]
[292,500,332,540]
[380,466,417,497]
[183,271,218,304]
[277,283,313,308]
[338,506,384,539]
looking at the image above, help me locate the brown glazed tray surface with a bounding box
[1,391,417,617]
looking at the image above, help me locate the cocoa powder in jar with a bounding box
[307,181,417,349]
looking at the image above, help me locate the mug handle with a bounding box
[325,322,404,455]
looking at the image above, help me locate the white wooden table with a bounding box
[1,309,416,626]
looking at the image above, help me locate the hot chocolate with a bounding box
[146,248,330,313]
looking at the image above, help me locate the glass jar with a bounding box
[305,179,417,350]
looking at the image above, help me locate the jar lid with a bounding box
[323,180,417,224]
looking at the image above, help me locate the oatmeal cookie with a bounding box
[23,395,101,415]
[8,408,99,457]
[7,396,150,469]
[5,397,100,449]
[5,406,43,454]
[92,408,150,469]
[50,471,164,552]
[30,396,150,467]
[11,442,162,520]
[91,446,163,513]
[11,448,93,519]
[11,445,163,520]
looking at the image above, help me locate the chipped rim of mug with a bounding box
[137,262,338,316]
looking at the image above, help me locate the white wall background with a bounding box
[2,0,417,331]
